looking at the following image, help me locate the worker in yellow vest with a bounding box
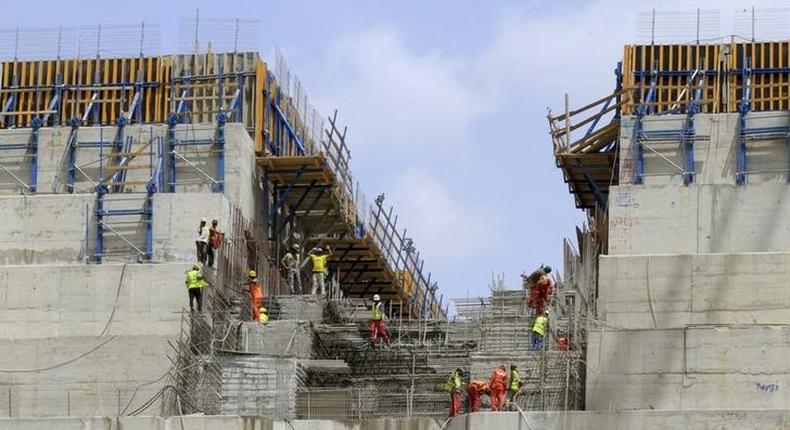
[369,294,390,346]
[185,265,208,312]
[530,310,549,351]
[507,364,523,409]
[444,368,464,417]
[304,246,332,295]
[258,306,269,323]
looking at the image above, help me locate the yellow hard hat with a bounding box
[260,307,267,312]
[248,270,257,277]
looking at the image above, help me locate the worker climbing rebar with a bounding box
[530,310,549,351]
[489,365,507,412]
[185,265,208,312]
[369,294,390,346]
[466,380,489,413]
[281,244,302,294]
[524,265,554,316]
[444,368,464,417]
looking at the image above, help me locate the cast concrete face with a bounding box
[591,111,790,412]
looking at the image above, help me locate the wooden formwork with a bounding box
[623,41,790,115]
[0,51,314,156]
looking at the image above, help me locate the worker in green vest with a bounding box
[185,265,209,312]
[530,310,549,351]
[507,364,523,409]
[444,368,464,417]
[369,294,390,346]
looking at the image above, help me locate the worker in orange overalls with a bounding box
[489,365,508,412]
[466,380,490,413]
[245,270,264,321]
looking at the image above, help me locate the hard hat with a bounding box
[373,294,380,301]
[192,264,200,270]
[200,217,207,223]
[248,270,257,278]
[260,307,267,312]
[544,265,552,274]
[292,244,300,250]
[544,310,549,315]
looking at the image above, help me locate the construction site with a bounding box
[2,6,790,430]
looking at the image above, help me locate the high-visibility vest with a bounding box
[311,254,329,273]
[185,270,208,289]
[371,302,384,320]
[533,315,548,337]
[444,372,462,393]
[509,369,521,391]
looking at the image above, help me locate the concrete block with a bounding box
[152,193,229,262]
[586,326,790,410]
[238,321,314,358]
[0,263,189,338]
[598,253,790,328]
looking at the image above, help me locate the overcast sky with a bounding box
[6,0,789,305]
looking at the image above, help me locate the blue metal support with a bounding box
[632,62,658,185]
[271,101,306,155]
[277,179,317,236]
[28,116,41,192]
[166,113,178,193]
[215,112,226,193]
[736,57,752,186]
[65,117,80,193]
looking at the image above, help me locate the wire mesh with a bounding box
[634,9,721,44]
[177,13,261,54]
[0,23,160,61]
[733,7,790,42]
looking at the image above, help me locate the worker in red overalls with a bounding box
[525,265,554,315]
[466,380,490,413]
[489,365,508,412]
[245,270,264,321]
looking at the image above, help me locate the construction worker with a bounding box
[557,337,569,351]
[369,294,390,346]
[185,265,208,312]
[530,310,549,351]
[525,265,553,315]
[444,368,464,417]
[466,380,490,413]
[207,219,224,268]
[258,306,269,323]
[281,244,302,294]
[244,270,264,321]
[489,365,507,412]
[304,246,332,295]
[507,364,523,410]
[196,218,209,264]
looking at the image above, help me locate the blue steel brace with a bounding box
[144,180,156,260]
[736,57,752,186]
[214,112,226,193]
[94,183,108,264]
[167,113,178,193]
[632,64,657,185]
[65,117,80,193]
[28,116,41,193]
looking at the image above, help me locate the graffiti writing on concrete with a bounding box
[754,382,779,393]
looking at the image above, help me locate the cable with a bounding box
[100,263,129,336]
[0,335,116,374]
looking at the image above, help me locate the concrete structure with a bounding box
[587,111,790,413]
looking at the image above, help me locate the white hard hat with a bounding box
[200,217,207,222]
[373,294,381,301]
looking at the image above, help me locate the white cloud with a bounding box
[314,26,490,154]
[388,168,501,264]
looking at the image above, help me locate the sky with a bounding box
[4,0,788,305]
